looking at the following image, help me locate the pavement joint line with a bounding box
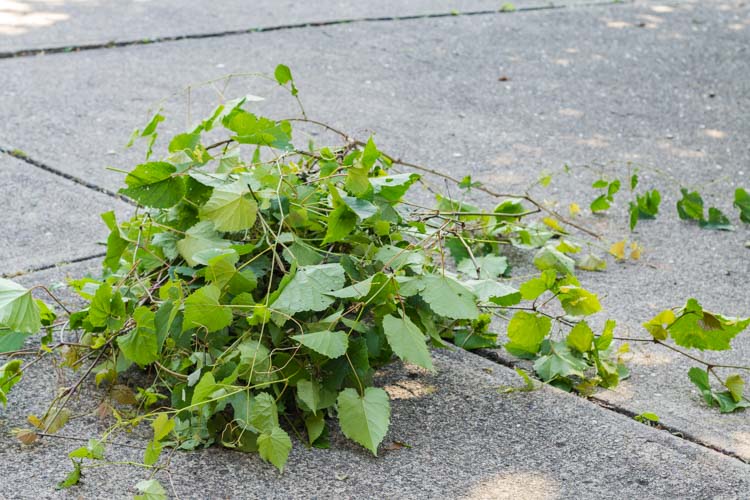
[472,347,750,466]
[0,0,630,60]
[1,252,105,279]
[0,146,135,206]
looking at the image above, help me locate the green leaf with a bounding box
[297,379,322,414]
[735,188,750,223]
[699,207,733,231]
[274,64,298,96]
[676,188,704,221]
[120,162,185,208]
[272,264,346,315]
[519,270,556,300]
[176,221,232,267]
[557,285,601,317]
[134,479,167,500]
[382,313,434,371]
[199,181,258,232]
[642,309,675,341]
[305,413,325,444]
[370,173,420,202]
[567,321,594,353]
[56,461,81,490]
[168,132,201,153]
[224,109,292,150]
[0,359,22,407]
[361,136,380,169]
[636,189,661,218]
[576,253,607,272]
[88,283,126,331]
[688,367,714,406]
[143,440,162,466]
[152,413,174,441]
[533,342,588,382]
[344,163,371,197]
[595,320,616,350]
[274,64,293,85]
[291,330,348,359]
[464,280,521,306]
[183,285,233,333]
[457,255,508,279]
[0,331,28,353]
[250,392,280,433]
[419,276,479,320]
[117,306,158,365]
[191,372,218,405]
[725,374,744,403]
[505,311,551,357]
[590,194,611,213]
[258,426,292,471]
[0,278,41,334]
[323,205,358,244]
[668,299,750,351]
[337,387,390,456]
[533,246,575,275]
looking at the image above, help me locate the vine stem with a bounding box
[612,336,750,372]
[30,285,71,315]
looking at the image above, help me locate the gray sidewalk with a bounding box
[1,0,749,497]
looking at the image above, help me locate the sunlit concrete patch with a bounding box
[558,108,584,118]
[0,1,69,36]
[384,379,438,400]
[703,129,727,139]
[463,472,561,500]
[605,19,633,29]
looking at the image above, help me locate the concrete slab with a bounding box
[0,154,132,276]
[1,0,749,471]
[0,0,565,54]
[0,260,748,500]
[0,1,747,193]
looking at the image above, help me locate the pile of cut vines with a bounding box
[0,66,748,495]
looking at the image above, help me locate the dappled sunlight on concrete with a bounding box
[384,379,438,400]
[0,0,71,36]
[463,472,561,500]
[731,432,750,457]
[628,349,675,367]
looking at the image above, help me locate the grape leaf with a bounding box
[699,207,733,231]
[567,321,594,353]
[337,387,390,455]
[557,285,601,317]
[291,330,348,359]
[533,246,575,275]
[176,221,232,267]
[199,181,258,232]
[676,188,704,221]
[505,311,551,357]
[668,299,750,351]
[117,306,158,365]
[735,187,750,224]
[120,162,185,208]
[533,341,589,382]
[88,283,126,332]
[0,278,41,334]
[464,280,521,306]
[382,313,434,371]
[183,285,233,333]
[258,426,292,471]
[419,276,479,320]
[272,264,345,315]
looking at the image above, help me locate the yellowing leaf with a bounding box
[569,203,581,216]
[630,241,642,260]
[609,240,626,260]
[542,217,565,233]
